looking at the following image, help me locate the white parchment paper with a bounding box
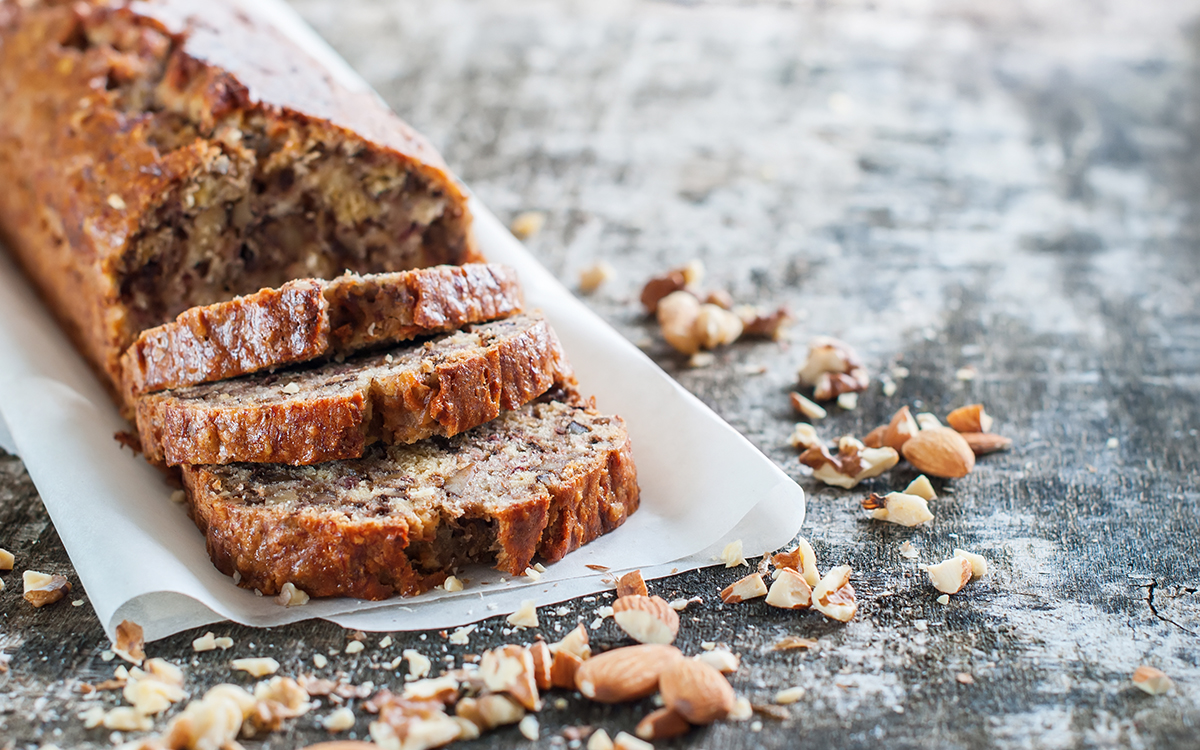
[0,0,805,643]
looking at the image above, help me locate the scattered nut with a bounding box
[614,731,655,750]
[694,303,744,349]
[574,644,683,703]
[899,541,921,560]
[788,423,820,450]
[640,269,689,314]
[481,645,542,711]
[510,210,547,240]
[192,632,218,652]
[737,305,793,340]
[771,636,818,651]
[773,686,806,705]
[915,412,943,430]
[694,649,740,673]
[799,438,899,488]
[449,625,476,645]
[720,572,768,604]
[862,424,887,448]
[659,658,736,724]
[551,623,592,660]
[550,649,583,689]
[765,569,813,609]
[22,570,71,608]
[113,620,145,664]
[836,392,858,410]
[588,728,615,750]
[616,570,649,598]
[946,404,993,433]
[403,649,432,680]
[0,548,13,570]
[657,290,703,354]
[612,595,680,645]
[344,640,365,655]
[811,566,857,623]
[862,492,934,527]
[706,289,735,309]
[443,575,464,592]
[322,706,356,732]
[797,337,868,401]
[904,475,937,500]
[729,696,754,721]
[275,582,309,607]
[579,262,616,294]
[507,599,539,629]
[518,714,540,740]
[960,432,1014,455]
[926,557,973,594]
[953,549,988,580]
[881,406,920,451]
[789,392,827,421]
[635,706,690,740]
[231,657,279,677]
[772,538,820,587]
[1132,665,1173,695]
[718,539,747,568]
[902,427,975,478]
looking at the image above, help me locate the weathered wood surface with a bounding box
[3,0,1200,747]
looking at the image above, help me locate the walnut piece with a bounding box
[797,336,869,401]
[22,570,71,608]
[798,437,899,488]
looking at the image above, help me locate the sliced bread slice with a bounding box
[181,398,640,600]
[120,263,523,399]
[137,313,573,466]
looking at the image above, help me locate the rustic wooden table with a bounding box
[4,0,1200,747]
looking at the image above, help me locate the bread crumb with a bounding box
[443,575,464,592]
[275,582,309,607]
[524,566,542,582]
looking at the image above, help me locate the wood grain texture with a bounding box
[3,0,1200,747]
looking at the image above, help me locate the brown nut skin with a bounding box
[550,650,584,689]
[530,641,553,691]
[658,658,736,725]
[901,427,976,478]
[616,570,648,598]
[636,707,691,740]
[640,270,689,314]
[574,644,683,703]
[946,404,993,433]
[862,424,887,448]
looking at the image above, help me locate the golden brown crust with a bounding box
[180,400,641,600]
[136,314,575,466]
[120,264,523,399]
[0,1,476,404]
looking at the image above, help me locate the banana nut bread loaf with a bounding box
[181,398,640,600]
[121,263,522,399]
[137,313,574,466]
[0,0,477,402]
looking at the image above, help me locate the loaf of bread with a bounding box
[121,263,522,399]
[137,313,574,466]
[0,0,477,400]
[182,398,640,599]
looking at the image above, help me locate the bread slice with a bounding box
[136,313,574,466]
[181,398,640,600]
[120,264,523,399]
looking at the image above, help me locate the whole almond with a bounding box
[550,650,583,689]
[575,644,683,702]
[959,432,1013,455]
[529,641,552,691]
[946,404,993,433]
[882,406,919,451]
[635,707,691,740]
[901,427,975,478]
[616,570,649,598]
[612,595,680,645]
[659,659,736,725]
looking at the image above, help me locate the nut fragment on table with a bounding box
[579,261,616,294]
[901,427,976,478]
[1132,665,1173,695]
[736,305,794,340]
[960,432,1014,455]
[612,595,680,645]
[953,549,989,579]
[772,538,820,587]
[797,336,869,401]
[788,422,820,450]
[926,557,973,594]
[481,644,542,711]
[616,569,649,598]
[0,547,13,570]
[510,210,547,239]
[231,657,280,677]
[862,492,934,527]
[695,649,740,673]
[799,437,899,488]
[789,392,827,421]
[275,582,309,607]
[720,572,768,604]
[811,566,857,622]
[657,290,704,354]
[774,686,806,705]
[694,302,744,349]
[904,474,937,500]
[640,268,690,314]
[551,623,592,660]
[765,569,813,609]
[946,403,994,433]
[22,570,71,608]
[659,657,736,724]
[635,706,691,740]
[507,599,539,629]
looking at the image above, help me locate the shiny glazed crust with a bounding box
[0,0,478,408]
[120,264,523,398]
[181,400,641,600]
[136,314,575,466]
